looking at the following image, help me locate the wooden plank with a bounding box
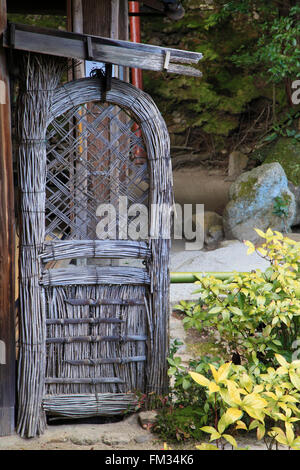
[3,23,202,76]
[0,0,16,437]
[6,23,202,61]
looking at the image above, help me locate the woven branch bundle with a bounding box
[43,393,138,418]
[16,53,65,438]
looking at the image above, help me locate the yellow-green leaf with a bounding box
[257,295,266,306]
[243,406,265,423]
[257,247,267,257]
[254,228,266,239]
[289,371,300,391]
[225,407,243,424]
[285,422,295,446]
[189,371,210,387]
[209,364,219,382]
[240,373,253,393]
[217,408,242,434]
[227,381,241,405]
[249,420,259,431]
[257,422,265,440]
[196,443,219,450]
[235,420,247,431]
[244,240,255,255]
[200,426,217,434]
[242,393,267,409]
[208,306,223,315]
[275,354,289,368]
[271,427,287,446]
[209,381,220,394]
[223,434,238,448]
[216,362,232,382]
[210,431,222,442]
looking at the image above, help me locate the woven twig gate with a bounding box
[16,54,173,438]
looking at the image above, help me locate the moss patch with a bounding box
[264,137,300,186]
[237,177,258,199]
[185,328,230,361]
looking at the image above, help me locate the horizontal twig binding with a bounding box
[64,298,144,306]
[41,266,150,286]
[44,377,125,384]
[46,317,125,325]
[64,356,146,365]
[41,240,151,263]
[46,334,147,344]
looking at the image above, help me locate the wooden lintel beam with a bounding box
[3,23,202,77]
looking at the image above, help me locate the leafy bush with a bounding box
[189,355,300,450]
[151,340,220,442]
[176,229,300,369]
[161,229,300,448]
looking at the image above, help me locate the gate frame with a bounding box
[16,60,173,438]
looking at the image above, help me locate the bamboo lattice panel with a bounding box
[46,102,149,241]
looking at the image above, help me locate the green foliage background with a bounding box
[141,0,300,154]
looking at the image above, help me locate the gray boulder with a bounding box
[223,163,296,243]
[288,181,300,226]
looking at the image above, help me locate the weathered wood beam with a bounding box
[3,23,202,76]
[0,0,16,437]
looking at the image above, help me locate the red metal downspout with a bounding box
[129,1,143,89]
[129,1,145,163]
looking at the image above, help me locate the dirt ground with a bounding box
[0,414,278,451]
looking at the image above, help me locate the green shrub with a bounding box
[176,229,300,369]
[189,355,300,450]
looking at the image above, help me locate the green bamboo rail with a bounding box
[170,272,248,283]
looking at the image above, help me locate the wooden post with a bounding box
[0,0,16,436]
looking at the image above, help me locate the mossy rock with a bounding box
[264,137,300,186]
[223,162,296,243]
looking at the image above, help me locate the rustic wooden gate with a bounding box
[16,55,172,437]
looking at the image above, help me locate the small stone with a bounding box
[70,435,99,446]
[138,411,158,429]
[134,434,153,444]
[206,224,224,244]
[102,433,131,446]
[122,412,139,425]
[228,151,248,178]
[46,437,69,444]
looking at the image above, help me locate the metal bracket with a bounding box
[163,50,171,70]
[90,63,112,98]
[86,36,93,60]
[8,22,15,49]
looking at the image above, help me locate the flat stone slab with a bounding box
[170,238,269,304]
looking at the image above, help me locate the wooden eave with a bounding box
[3,22,202,77]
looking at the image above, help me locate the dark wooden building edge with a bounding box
[0,0,16,437]
[0,0,203,437]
